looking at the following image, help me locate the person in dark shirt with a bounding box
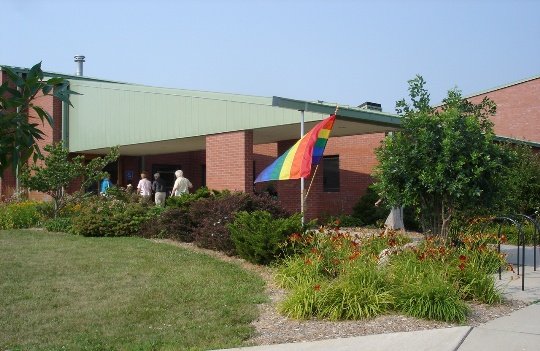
[152,173,167,207]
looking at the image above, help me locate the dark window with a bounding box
[323,155,340,192]
[201,165,206,187]
[151,164,181,194]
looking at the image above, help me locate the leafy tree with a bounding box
[373,75,504,239]
[0,62,78,178]
[497,143,540,215]
[20,141,119,218]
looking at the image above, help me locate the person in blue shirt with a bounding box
[100,173,114,196]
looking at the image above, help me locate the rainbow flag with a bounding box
[254,114,336,183]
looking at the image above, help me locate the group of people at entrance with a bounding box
[137,170,192,206]
[100,170,192,207]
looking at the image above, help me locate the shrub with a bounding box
[190,192,249,255]
[352,185,388,226]
[44,217,73,233]
[322,214,364,228]
[497,223,538,246]
[104,186,140,203]
[190,191,290,255]
[165,186,216,209]
[71,196,162,237]
[137,207,194,241]
[0,201,43,229]
[229,211,303,265]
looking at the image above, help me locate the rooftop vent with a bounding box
[74,55,85,76]
[358,101,382,112]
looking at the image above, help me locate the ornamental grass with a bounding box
[275,226,507,323]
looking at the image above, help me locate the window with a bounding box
[151,164,181,194]
[201,165,206,187]
[323,155,340,192]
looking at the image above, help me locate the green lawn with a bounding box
[0,229,267,351]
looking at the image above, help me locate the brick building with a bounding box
[1,64,538,220]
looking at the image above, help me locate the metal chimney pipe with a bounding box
[74,55,85,76]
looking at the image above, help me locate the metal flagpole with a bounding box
[303,106,339,208]
[300,106,305,224]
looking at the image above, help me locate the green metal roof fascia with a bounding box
[1,64,278,107]
[0,65,125,85]
[494,135,540,149]
[272,96,402,128]
[69,79,274,107]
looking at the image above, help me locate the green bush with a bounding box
[322,214,364,227]
[228,211,303,265]
[0,201,43,229]
[103,186,140,203]
[352,185,388,226]
[497,223,539,246]
[190,191,290,255]
[165,186,216,209]
[71,197,163,237]
[135,188,216,241]
[44,217,73,233]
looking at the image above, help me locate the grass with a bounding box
[0,229,267,351]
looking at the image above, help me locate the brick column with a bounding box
[206,130,253,193]
[275,140,304,217]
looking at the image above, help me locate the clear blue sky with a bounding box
[2,0,539,113]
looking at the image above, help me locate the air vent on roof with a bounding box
[358,102,382,112]
[74,55,85,76]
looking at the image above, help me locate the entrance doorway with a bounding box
[151,164,181,195]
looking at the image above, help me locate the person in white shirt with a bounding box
[171,170,193,196]
[137,171,153,204]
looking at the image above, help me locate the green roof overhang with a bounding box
[272,96,402,129]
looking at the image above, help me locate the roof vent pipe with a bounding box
[74,55,85,76]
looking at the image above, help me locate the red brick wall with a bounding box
[270,133,384,221]
[253,143,277,194]
[206,130,253,193]
[468,77,540,143]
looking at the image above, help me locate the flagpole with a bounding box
[300,105,306,225]
[304,106,339,206]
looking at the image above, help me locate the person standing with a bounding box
[137,171,152,204]
[100,173,114,196]
[171,170,192,196]
[152,173,167,207]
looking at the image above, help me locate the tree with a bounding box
[373,75,504,239]
[497,143,540,215]
[20,141,119,218]
[0,62,77,178]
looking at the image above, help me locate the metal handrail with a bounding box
[509,213,539,271]
[480,216,526,291]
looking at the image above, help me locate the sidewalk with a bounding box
[214,263,540,351]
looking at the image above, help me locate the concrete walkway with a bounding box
[214,251,540,351]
